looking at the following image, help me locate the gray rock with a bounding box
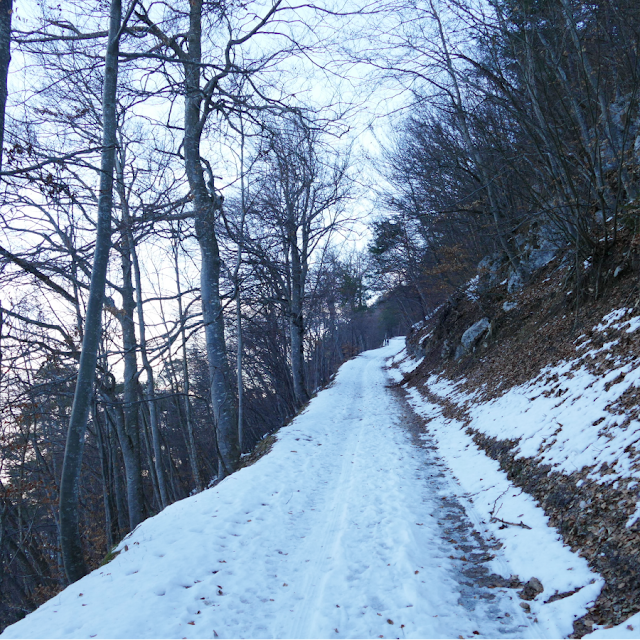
[460,318,490,352]
[527,239,557,272]
[477,253,506,293]
[518,577,544,601]
[507,270,524,293]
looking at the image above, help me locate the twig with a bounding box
[490,516,532,530]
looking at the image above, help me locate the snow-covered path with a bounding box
[4,341,570,639]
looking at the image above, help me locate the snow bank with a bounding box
[396,382,603,638]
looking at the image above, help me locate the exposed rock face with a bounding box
[507,270,524,292]
[459,317,490,356]
[527,240,557,272]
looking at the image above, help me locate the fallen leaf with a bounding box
[387,619,394,625]
[415,570,419,574]
[188,621,195,625]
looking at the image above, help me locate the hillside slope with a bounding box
[402,251,640,637]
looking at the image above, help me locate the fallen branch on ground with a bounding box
[490,516,532,530]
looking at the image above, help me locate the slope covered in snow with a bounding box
[400,301,640,636]
[2,340,603,639]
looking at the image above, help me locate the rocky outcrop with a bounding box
[456,317,490,359]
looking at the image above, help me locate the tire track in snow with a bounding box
[286,363,374,638]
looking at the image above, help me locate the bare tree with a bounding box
[59,0,134,584]
[241,116,351,407]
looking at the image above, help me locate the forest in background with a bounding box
[2,0,640,630]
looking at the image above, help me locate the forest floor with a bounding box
[0,339,622,639]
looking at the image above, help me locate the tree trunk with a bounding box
[116,270,145,528]
[0,0,12,172]
[114,154,145,528]
[59,0,121,584]
[289,234,309,407]
[183,0,239,479]
[130,239,169,509]
[174,242,202,491]
[92,403,114,551]
[235,121,247,453]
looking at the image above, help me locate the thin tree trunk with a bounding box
[289,243,309,407]
[140,404,162,511]
[173,242,202,491]
[59,0,122,584]
[103,404,128,539]
[0,0,12,172]
[235,120,247,453]
[235,292,244,452]
[111,426,128,537]
[114,147,145,527]
[92,403,114,551]
[129,240,169,508]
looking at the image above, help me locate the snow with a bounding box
[466,275,480,302]
[594,307,640,334]
[403,385,602,638]
[0,342,474,638]
[626,503,640,529]
[1,338,611,639]
[391,306,640,635]
[412,309,640,485]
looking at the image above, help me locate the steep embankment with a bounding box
[402,250,640,637]
[1,340,605,640]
